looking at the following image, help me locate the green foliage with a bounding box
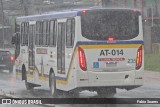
[82,0,94,5]
[144,53,160,72]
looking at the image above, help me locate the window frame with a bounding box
[20,22,24,46]
[35,21,40,46]
[66,18,75,48]
[35,21,43,47]
[21,22,29,46]
[42,20,50,46]
[49,19,57,47]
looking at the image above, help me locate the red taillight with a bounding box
[108,37,114,41]
[78,47,87,71]
[10,56,14,61]
[136,46,143,70]
[107,36,115,41]
[82,10,87,14]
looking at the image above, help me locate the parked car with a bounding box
[0,49,14,73]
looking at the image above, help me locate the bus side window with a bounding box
[15,23,20,59]
[25,22,29,45]
[66,18,75,47]
[46,21,50,46]
[49,20,57,46]
[39,22,43,46]
[43,21,49,46]
[21,22,29,46]
[36,22,40,45]
[21,22,24,45]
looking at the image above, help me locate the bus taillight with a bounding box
[107,36,115,41]
[78,47,87,71]
[108,37,114,41]
[136,46,142,70]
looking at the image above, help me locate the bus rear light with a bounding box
[78,47,87,71]
[108,37,114,41]
[136,46,142,70]
[107,36,115,41]
[133,9,138,12]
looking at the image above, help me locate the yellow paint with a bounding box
[16,72,22,75]
[39,76,49,81]
[56,80,68,84]
[27,74,34,78]
[32,67,49,81]
[16,72,33,78]
[16,67,48,81]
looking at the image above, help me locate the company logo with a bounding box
[2,99,11,104]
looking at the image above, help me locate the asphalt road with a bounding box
[0,70,159,107]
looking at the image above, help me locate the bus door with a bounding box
[65,18,75,79]
[57,22,66,74]
[28,22,36,80]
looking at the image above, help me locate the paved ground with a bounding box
[0,70,159,107]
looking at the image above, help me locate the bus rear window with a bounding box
[81,9,140,40]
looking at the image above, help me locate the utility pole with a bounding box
[0,0,5,49]
[151,5,154,26]
[101,0,112,7]
[20,0,29,16]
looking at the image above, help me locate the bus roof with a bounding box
[17,10,78,22]
[16,8,140,22]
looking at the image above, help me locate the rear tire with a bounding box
[97,88,116,98]
[24,70,34,90]
[49,72,58,97]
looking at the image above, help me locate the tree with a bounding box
[101,0,112,7]
[20,0,29,16]
[54,0,64,4]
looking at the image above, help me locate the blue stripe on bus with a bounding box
[76,40,144,45]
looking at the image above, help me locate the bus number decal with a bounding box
[100,49,124,56]
[128,59,136,63]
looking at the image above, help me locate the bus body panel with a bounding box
[87,70,135,86]
[74,10,144,89]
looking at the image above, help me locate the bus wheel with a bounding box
[49,72,58,97]
[97,88,116,98]
[25,73,34,90]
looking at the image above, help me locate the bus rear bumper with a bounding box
[70,85,142,93]
[76,70,143,89]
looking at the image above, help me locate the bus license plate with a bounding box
[106,62,117,67]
